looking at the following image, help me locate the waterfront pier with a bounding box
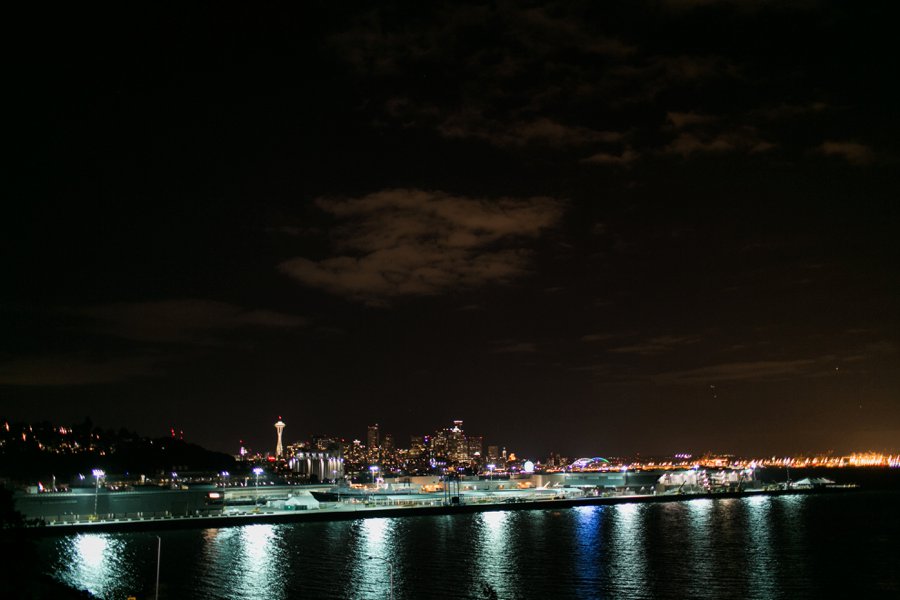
[15,471,856,535]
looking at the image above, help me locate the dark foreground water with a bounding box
[37,491,900,599]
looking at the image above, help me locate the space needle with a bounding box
[274,417,286,458]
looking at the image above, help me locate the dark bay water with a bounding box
[37,491,900,599]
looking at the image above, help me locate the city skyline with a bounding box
[4,414,897,476]
[4,2,899,458]
[7,414,896,473]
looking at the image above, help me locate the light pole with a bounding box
[253,467,264,506]
[368,555,394,600]
[155,536,161,600]
[369,465,379,486]
[92,469,105,518]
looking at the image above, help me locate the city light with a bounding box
[4,6,898,599]
[92,469,105,517]
[253,467,264,506]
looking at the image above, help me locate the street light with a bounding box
[369,465,379,486]
[92,469,105,518]
[487,463,495,485]
[252,467,264,506]
[368,555,394,600]
[155,536,161,600]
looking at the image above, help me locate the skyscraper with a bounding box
[274,417,286,458]
[367,424,379,449]
[449,420,467,463]
[431,429,448,459]
[467,435,483,462]
[409,435,425,458]
[382,433,395,466]
[367,424,380,462]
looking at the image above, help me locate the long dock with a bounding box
[23,486,857,536]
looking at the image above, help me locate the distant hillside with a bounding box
[0,418,235,484]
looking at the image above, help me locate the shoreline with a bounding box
[24,485,859,536]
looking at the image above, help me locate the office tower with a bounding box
[487,445,499,462]
[410,435,425,458]
[367,424,379,450]
[467,435,483,461]
[449,420,467,463]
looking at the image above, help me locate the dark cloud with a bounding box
[279,189,564,304]
[816,141,875,165]
[661,0,803,12]
[749,102,829,120]
[492,342,539,354]
[653,357,824,384]
[0,355,158,386]
[327,0,825,177]
[322,0,880,174]
[666,112,719,129]
[664,129,775,156]
[73,300,306,345]
[580,148,639,166]
[610,335,701,356]
[439,116,624,148]
[385,98,628,151]
[334,4,738,157]
[605,54,740,106]
[456,304,486,312]
[662,111,775,156]
[580,333,618,343]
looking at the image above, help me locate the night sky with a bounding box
[4,2,899,459]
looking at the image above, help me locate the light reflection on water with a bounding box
[355,517,395,600]
[573,505,603,595]
[607,502,648,598]
[476,510,514,598]
[40,492,899,599]
[771,493,810,597]
[686,498,714,595]
[744,495,777,599]
[197,524,286,600]
[54,533,135,599]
